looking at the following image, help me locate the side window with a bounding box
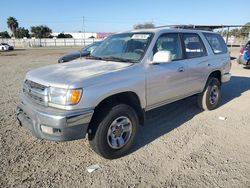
[203,33,228,54]
[183,33,207,59]
[154,33,183,60]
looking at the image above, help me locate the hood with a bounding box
[26,59,133,88]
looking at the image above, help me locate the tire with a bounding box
[198,77,221,111]
[88,104,139,159]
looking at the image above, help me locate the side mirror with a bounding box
[152,51,172,64]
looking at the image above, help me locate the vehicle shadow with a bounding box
[131,76,250,153]
[0,49,25,52]
[12,49,26,51]
[220,75,250,106]
[243,66,250,69]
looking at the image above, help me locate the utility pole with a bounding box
[82,16,86,46]
[221,25,224,36]
[226,26,230,44]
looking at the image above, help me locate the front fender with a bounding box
[78,64,146,109]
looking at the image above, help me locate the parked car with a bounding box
[0,43,14,51]
[17,28,231,159]
[58,41,102,63]
[237,41,250,65]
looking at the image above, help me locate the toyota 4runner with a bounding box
[17,28,231,159]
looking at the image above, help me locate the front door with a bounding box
[146,33,190,110]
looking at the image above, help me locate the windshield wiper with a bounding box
[85,55,103,60]
[102,56,136,63]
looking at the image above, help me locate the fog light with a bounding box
[41,125,54,134]
[41,125,61,134]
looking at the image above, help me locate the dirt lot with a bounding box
[0,47,249,187]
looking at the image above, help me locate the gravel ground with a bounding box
[0,47,249,188]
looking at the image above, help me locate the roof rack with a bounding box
[155,24,248,30]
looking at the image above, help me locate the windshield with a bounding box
[91,33,153,62]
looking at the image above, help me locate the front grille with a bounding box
[23,80,48,106]
[25,80,46,91]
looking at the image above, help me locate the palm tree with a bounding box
[31,25,52,38]
[7,17,19,37]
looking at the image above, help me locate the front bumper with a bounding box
[16,94,94,141]
[221,73,231,83]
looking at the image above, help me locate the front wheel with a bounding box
[88,104,139,159]
[198,77,221,111]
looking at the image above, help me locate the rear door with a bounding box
[180,33,210,93]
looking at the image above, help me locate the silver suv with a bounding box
[17,28,231,159]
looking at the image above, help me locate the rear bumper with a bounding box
[17,94,94,141]
[221,73,231,83]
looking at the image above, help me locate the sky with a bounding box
[1,0,249,33]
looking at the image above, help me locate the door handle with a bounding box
[178,67,184,72]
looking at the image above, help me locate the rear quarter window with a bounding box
[203,33,228,54]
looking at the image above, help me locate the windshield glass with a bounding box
[91,33,153,62]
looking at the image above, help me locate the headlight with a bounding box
[48,87,82,105]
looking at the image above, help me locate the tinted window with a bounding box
[154,33,183,60]
[203,33,228,54]
[183,33,207,59]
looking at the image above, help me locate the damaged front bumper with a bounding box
[16,94,94,141]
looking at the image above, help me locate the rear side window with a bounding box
[203,33,228,54]
[183,33,207,59]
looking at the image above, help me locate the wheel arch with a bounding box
[90,91,145,128]
[202,70,222,91]
[208,70,222,84]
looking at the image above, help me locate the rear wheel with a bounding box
[88,104,139,159]
[198,77,221,110]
